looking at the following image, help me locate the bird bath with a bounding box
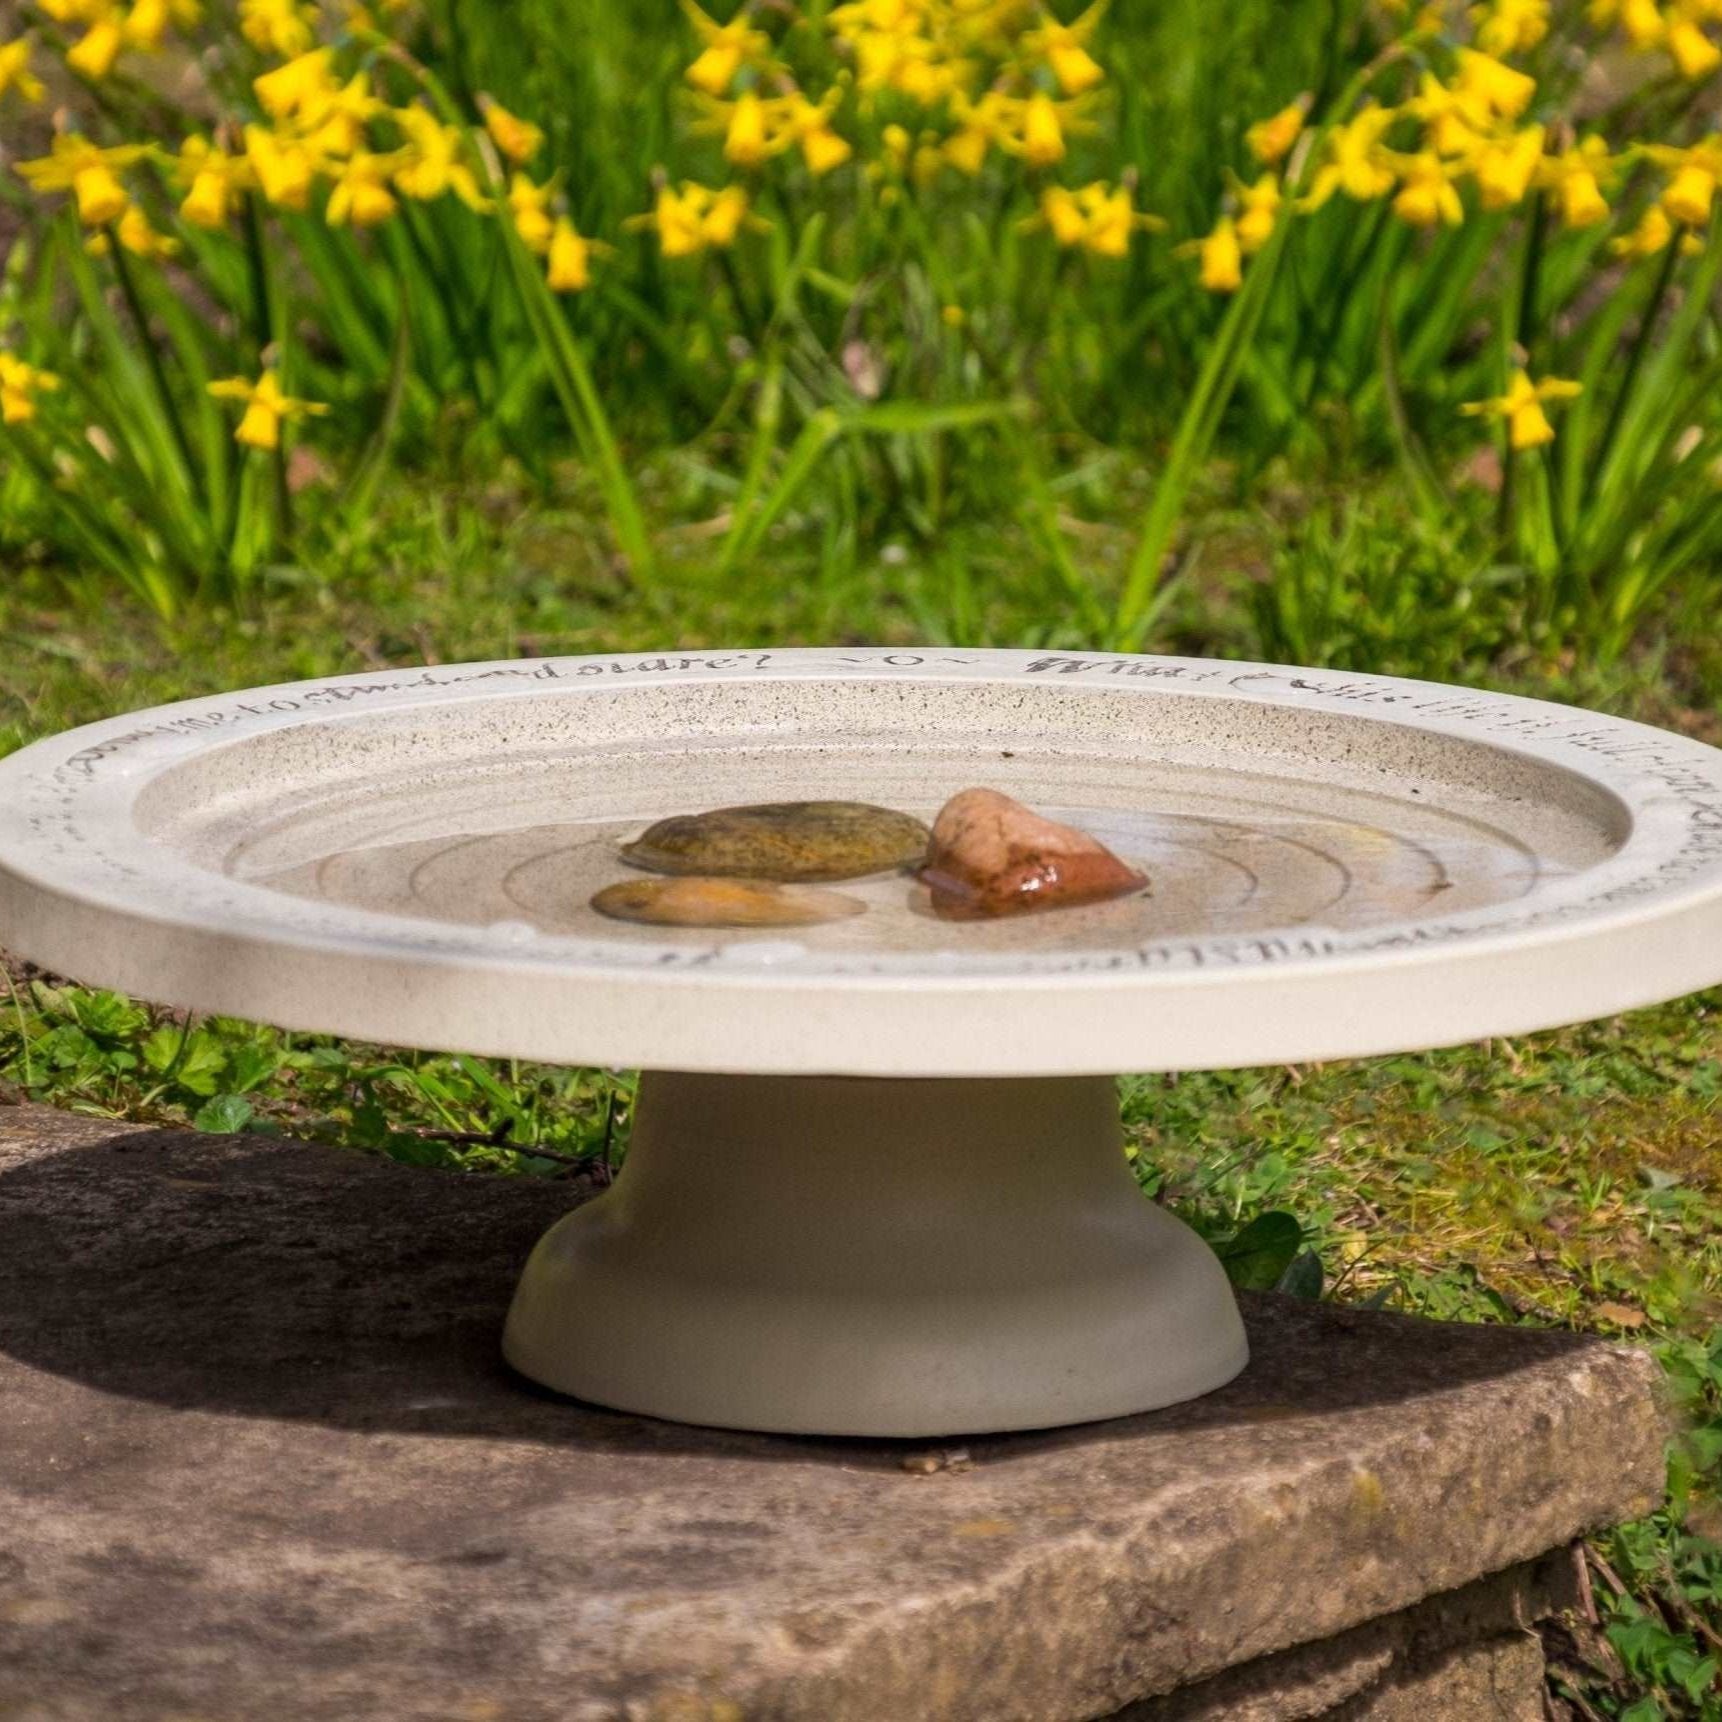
[5,646,1722,1436]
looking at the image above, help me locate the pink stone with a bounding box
[920,788,1147,921]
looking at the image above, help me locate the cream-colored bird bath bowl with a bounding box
[6,647,1722,1436]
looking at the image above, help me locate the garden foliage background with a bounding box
[1,0,1721,1713]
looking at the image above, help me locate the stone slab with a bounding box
[1114,1553,1571,1719]
[0,1103,1668,1722]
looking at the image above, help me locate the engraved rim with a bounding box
[2,648,1721,1075]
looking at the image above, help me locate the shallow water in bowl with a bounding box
[211,744,1613,956]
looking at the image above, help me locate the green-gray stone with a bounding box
[622,801,930,883]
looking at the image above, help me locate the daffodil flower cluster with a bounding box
[658,1,1173,267]
[1176,0,1722,308]
[0,353,60,425]
[4,4,618,464]
[1590,0,1722,81]
[5,0,1722,499]
[37,0,200,84]
[1297,51,1550,234]
[11,24,601,307]
[1033,181,1163,257]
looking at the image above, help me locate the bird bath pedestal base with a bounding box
[503,1072,1247,1435]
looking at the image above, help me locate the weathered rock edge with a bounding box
[0,1103,1668,1722]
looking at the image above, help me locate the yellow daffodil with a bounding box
[1668,20,1721,74]
[1453,50,1536,122]
[392,106,488,209]
[546,215,611,292]
[1232,172,1282,250]
[65,7,125,80]
[722,90,782,167]
[692,181,752,246]
[239,0,315,57]
[208,369,328,451]
[1611,203,1676,256]
[1613,0,1668,46]
[784,91,851,175]
[896,50,975,106]
[1666,162,1715,225]
[1462,369,1580,450]
[1406,73,1484,157]
[1176,214,1243,292]
[1608,0,1722,76]
[0,353,60,425]
[628,180,757,257]
[1039,184,1088,245]
[1245,101,1305,167]
[64,0,200,71]
[480,97,544,166]
[325,151,401,225]
[1390,151,1464,225]
[1470,0,1549,55]
[680,0,770,95]
[1017,91,1066,166]
[799,123,853,175]
[15,135,149,227]
[0,38,45,103]
[1536,135,1615,229]
[1648,138,1722,227]
[119,202,178,256]
[508,172,556,252]
[944,90,1012,174]
[172,136,254,229]
[1303,102,1398,208]
[122,0,185,52]
[254,48,336,121]
[1666,9,1722,78]
[1469,123,1545,210]
[828,0,977,106]
[297,74,384,158]
[244,124,321,210]
[1035,181,1162,256]
[1022,1,1106,95]
[88,201,180,258]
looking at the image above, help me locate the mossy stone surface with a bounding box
[623,800,930,883]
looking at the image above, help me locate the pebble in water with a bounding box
[623,801,930,883]
[920,787,1148,920]
[591,876,866,928]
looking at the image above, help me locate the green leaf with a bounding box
[141,1025,185,1075]
[70,990,149,1042]
[1215,1210,1303,1291]
[499,209,654,579]
[1277,1249,1324,1300]
[839,399,1030,435]
[1115,192,1296,648]
[174,1032,232,1098]
[192,1094,253,1134]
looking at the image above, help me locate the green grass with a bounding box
[2,478,1720,1715]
